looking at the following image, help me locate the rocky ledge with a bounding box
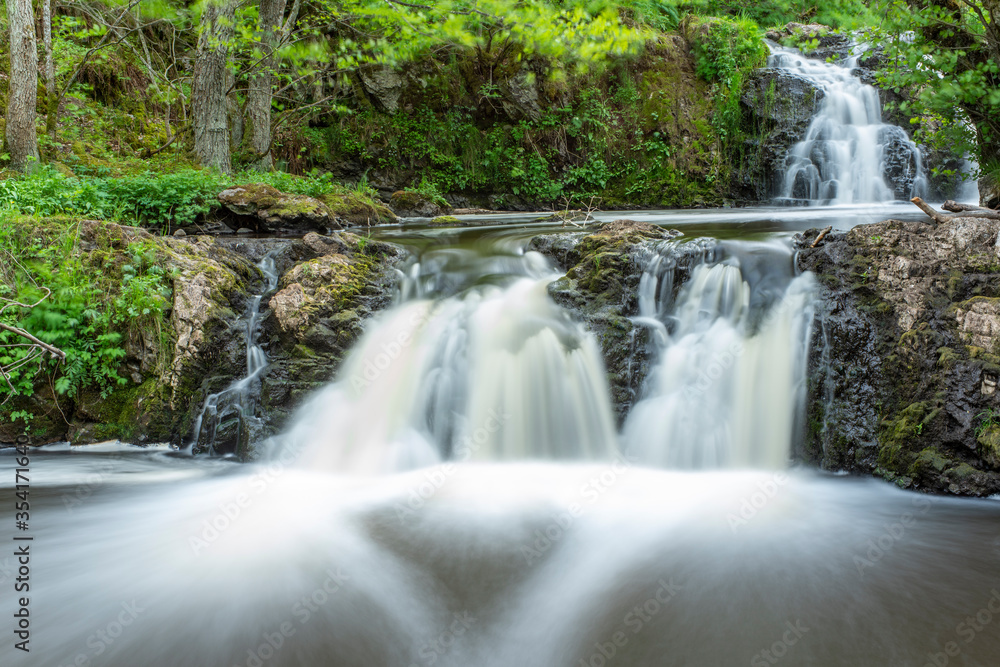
[0,222,403,452]
[798,215,1000,495]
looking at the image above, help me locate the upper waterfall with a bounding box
[771,43,928,205]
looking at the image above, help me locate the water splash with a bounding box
[772,44,928,205]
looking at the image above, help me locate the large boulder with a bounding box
[389,190,451,218]
[218,183,340,234]
[797,215,1000,495]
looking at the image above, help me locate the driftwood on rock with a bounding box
[942,200,998,213]
[910,197,1000,224]
[810,225,832,248]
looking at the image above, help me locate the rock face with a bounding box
[257,232,403,433]
[530,220,689,424]
[798,216,1000,495]
[735,68,824,201]
[0,222,404,454]
[218,183,340,234]
[389,190,451,218]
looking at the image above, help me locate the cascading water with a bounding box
[624,239,815,469]
[275,246,618,473]
[4,223,1000,667]
[772,44,929,205]
[187,256,279,454]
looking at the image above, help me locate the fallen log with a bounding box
[910,197,1000,223]
[942,200,996,213]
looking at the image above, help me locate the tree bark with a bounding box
[41,0,56,140]
[245,0,288,171]
[6,0,40,171]
[911,197,1000,223]
[192,0,236,173]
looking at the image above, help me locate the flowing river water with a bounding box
[3,45,1000,667]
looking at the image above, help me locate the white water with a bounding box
[187,256,279,454]
[624,240,815,468]
[772,45,928,205]
[276,249,618,473]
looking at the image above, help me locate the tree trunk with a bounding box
[192,0,235,173]
[6,0,39,171]
[245,0,287,171]
[41,0,56,140]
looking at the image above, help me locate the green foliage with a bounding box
[674,0,875,29]
[687,16,767,147]
[873,1,1000,169]
[404,178,450,208]
[0,215,173,403]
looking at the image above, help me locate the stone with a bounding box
[357,66,405,114]
[389,190,451,218]
[797,215,1000,495]
[173,229,187,237]
[236,227,254,234]
[217,183,340,234]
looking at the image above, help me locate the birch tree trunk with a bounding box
[192,0,235,173]
[6,0,39,171]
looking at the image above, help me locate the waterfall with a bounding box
[772,44,928,205]
[276,248,619,473]
[186,256,279,454]
[624,240,816,469]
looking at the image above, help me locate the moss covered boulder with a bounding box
[218,183,340,234]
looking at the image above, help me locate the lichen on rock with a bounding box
[797,215,1000,495]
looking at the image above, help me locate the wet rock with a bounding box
[530,221,688,424]
[880,126,923,200]
[218,183,341,234]
[256,231,405,438]
[390,190,451,218]
[797,215,1000,495]
[735,69,823,201]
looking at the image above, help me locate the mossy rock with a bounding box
[389,190,450,218]
[428,215,463,226]
[319,192,397,225]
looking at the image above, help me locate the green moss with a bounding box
[908,446,950,477]
[320,192,396,224]
[936,346,960,368]
[428,215,462,226]
[976,424,1000,468]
